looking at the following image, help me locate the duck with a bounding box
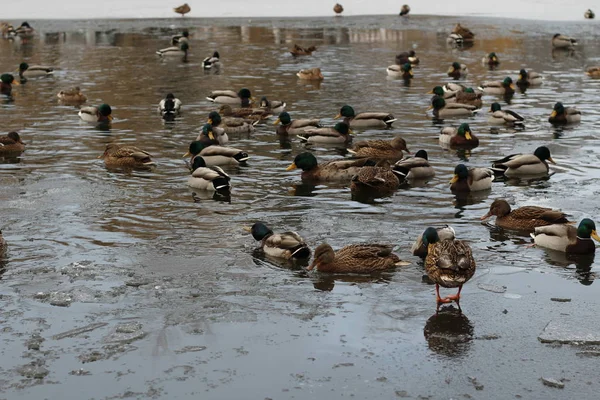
[450,164,494,192]
[0,73,18,96]
[286,152,375,182]
[585,67,600,78]
[548,102,581,124]
[411,225,456,258]
[174,3,191,16]
[333,3,344,14]
[478,77,515,96]
[530,219,600,254]
[347,136,410,161]
[208,110,254,135]
[196,123,229,146]
[290,44,317,56]
[259,96,286,113]
[171,30,189,46]
[392,150,435,181]
[422,227,476,310]
[481,199,569,232]
[99,144,156,169]
[0,131,26,155]
[350,163,400,196]
[308,243,404,273]
[335,105,396,128]
[552,33,577,49]
[395,50,419,65]
[220,104,270,122]
[156,42,189,61]
[455,88,483,108]
[14,22,34,38]
[428,85,458,100]
[516,69,542,88]
[203,51,220,70]
[158,93,182,120]
[481,52,500,67]
[17,63,53,80]
[79,104,112,123]
[488,102,525,126]
[185,141,249,166]
[447,62,468,79]
[1,23,15,39]
[57,86,87,103]
[439,123,479,149]
[386,63,413,79]
[188,156,231,192]
[429,96,477,119]
[274,111,321,135]
[246,222,311,260]
[399,4,410,16]
[452,23,475,42]
[206,88,253,107]
[585,9,595,19]
[491,146,555,178]
[298,122,352,145]
[297,67,324,80]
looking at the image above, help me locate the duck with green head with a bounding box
[297,122,352,145]
[392,149,435,181]
[439,123,479,149]
[308,243,405,273]
[491,146,555,178]
[531,219,600,254]
[450,164,494,192]
[428,85,458,100]
[196,123,227,146]
[455,87,482,108]
[246,222,311,260]
[488,102,525,126]
[184,140,249,166]
[411,225,455,258]
[0,74,18,96]
[274,111,321,135]
[516,69,542,88]
[478,77,515,95]
[17,62,53,80]
[79,103,112,123]
[259,96,286,113]
[548,102,581,124]
[428,96,476,119]
[208,110,254,135]
[0,132,26,155]
[335,105,396,128]
[188,156,231,192]
[286,152,375,182]
[481,52,499,67]
[386,62,413,80]
[156,41,189,61]
[447,62,468,80]
[207,88,253,107]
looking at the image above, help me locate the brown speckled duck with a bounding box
[0,132,25,155]
[308,243,405,273]
[481,199,569,232]
[100,144,156,169]
[348,136,409,161]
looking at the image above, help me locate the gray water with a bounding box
[1,15,600,399]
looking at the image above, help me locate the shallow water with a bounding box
[1,16,600,399]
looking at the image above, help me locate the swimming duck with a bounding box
[392,150,435,181]
[422,227,476,310]
[196,123,229,146]
[17,63,53,80]
[481,52,500,67]
[188,156,231,192]
[207,88,253,107]
[450,164,494,192]
[428,86,458,100]
[452,23,475,42]
[14,22,34,37]
[335,105,396,128]
[247,222,311,260]
[274,111,321,135]
[585,9,595,19]
[552,33,577,49]
[158,93,182,120]
[387,63,413,79]
[350,163,400,196]
[586,67,600,78]
[203,51,220,69]
[333,3,344,14]
[440,123,479,149]
[429,96,477,119]
[411,225,456,258]
[516,69,542,88]
[298,122,352,145]
[0,23,15,39]
[548,102,581,124]
[530,219,600,254]
[57,86,87,103]
[455,88,482,108]
[174,3,191,16]
[286,152,375,182]
[259,96,286,113]
[290,44,317,56]
[220,105,270,123]
[395,50,419,65]
[399,4,410,16]
[100,144,156,169]
[0,73,18,96]
[481,199,569,232]
[308,243,404,273]
[79,104,112,123]
[171,30,189,46]
[491,146,555,178]
[156,42,189,61]
[185,141,249,166]
[478,77,515,96]
[297,67,324,80]
[348,136,409,161]
[447,62,468,80]
[0,131,25,155]
[208,110,254,135]
[488,102,524,126]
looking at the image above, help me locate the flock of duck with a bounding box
[1,18,600,312]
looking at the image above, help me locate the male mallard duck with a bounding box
[491,146,555,178]
[481,199,569,232]
[585,9,595,19]
[208,110,254,135]
[17,63,53,80]
[548,102,581,124]
[286,152,375,182]
[586,67,600,78]
[531,219,600,254]
[335,105,396,128]
[158,93,182,120]
[220,105,270,123]
[333,3,344,14]
[207,88,253,107]
[399,4,410,16]
[174,3,191,16]
[79,104,112,123]
[395,50,419,65]
[156,42,189,61]
[100,144,155,169]
[350,163,400,196]
[0,131,25,155]
[14,22,34,37]
[516,69,542,88]
[57,86,87,104]
[552,33,577,49]
[440,123,479,149]
[298,122,351,145]
[447,62,468,80]
[196,123,229,146]
[428,85,458,100]
[348,136,409,161]
[481,52,500,67]
[185,141,249,166]
[297,67,324,80]
[411,225,455,258]
[246,222,311,260]
[203,51,220,69]
[290,44,317,56]
[0,73,18,96]
[488,102,524,126]
[392,150,435,181]
[450,164,494,192]
[188,156,231,192]
[308,243,404,273]
[478,77,515,96]
[429,96,476,119]
[171,30,189,46]
[386,63,413,79]
[422,227,476,310]
[455,88,482,108]
[274,111,321,135]
[259,96,286,113]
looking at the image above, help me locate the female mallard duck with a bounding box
[548,102,581,124]
[399,4,410,16]
[481,52,500,67]
[297,67,324,80]
[552,33,577,49]
[208,111,254,135]
[207,88,253,107]
[333,3,344,14]
[158,93,182,120]
[196,123,228,146]
[247,222,311,260]
[57,86,87,104]
[79,104,112,123]
[429,96,476,119]
[188,156,231,192]
[0,131,25,155]
[478,77,515,95]
[290,44,317,56]
[386,63,413,79]
[286,152,374,182]
[17,63,53,80]
[392,149,435,181]
[350,163,400,196]
[491,146,555,178]
[586,67,600,78]
[422,227,476,310]
[335,105,396,128]
[298,122,351,145]
[220,105,269,123]
[531,219,600,254]
[481,198,569,232]
[100,144,156,169]
[308,243,404,273]
[0,73,18,96]
[450,164,494,192]
[395,50,419,65]
[174,3,191,16]
[452,23,475,42]
[455,88,482,108]
[585,9,595,19]
[156,42,189,61]
[411,225,455,258]
[488,102,524,126]
[259,96,286,113]
[203,51,220,69]
[274,111,321,135]
[185,141,249,166]
[439,123,479,149]
[447,62,468,80]
[516,69,542,88]
[348,136,409,162]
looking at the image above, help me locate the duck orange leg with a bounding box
[436,284,453,310]
[444,285,463,310]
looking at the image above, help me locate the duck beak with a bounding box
[107,115,113,121]
[426,89,433,94]
[465,131,472,140]
[547,157,556,165]
[286,162,297,171]
[273,118,280,125]
[13,80,20,86]
[409,70,413,76]
[510,84,516,90]
[449,175,458,184]
[426,105,433,111]
[550,110,557,118]
[207,118,213,125]
[480,211,492,220]
[592,230,600,242]
[242,226,252,233]
[447,67,454,73]
[334,113,341,119]
[518,74,523,80]
[208,132,215,140]
[348,129,354,135]
[183,151,191,157]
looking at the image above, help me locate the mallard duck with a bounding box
[422,227,476,310]
[286,152,375,182]
[17,63,53,80]
[481,52,500,67]
[79,104,112,123]
[203,51,220,69]
[350,163,400,195]
[0,131,25,155]
[188,156,231,192]
[206,88,253,107]
[411,225,455,258]
[335,105,396,128]
[447,62,468,80]
[585,9,595,19]
[429,96,476,119]
[395,50,419,65]
[290,44,317,56]
[297,67,324,80]
[488,102,524,126]
[171,30,189,46]
[274,111,321,135]
[516,69,542,88]
[308,243,404,273]
[220,105,270,123]
[386,63,413,79]
[185,141,249,166]
[246,222,311,260]
[298,122,351,145]
[0,73,18,96]
[208,110,254,135]
[333,3,344,14]
[57,86,87,103]
[392,150,435,181]
[399,4,410,16]
[586,67,600,78]
[156,42,189,61]
[491,146,555,178]
[158,93,182,120]
[14,22,34,37]
[548,102,581,124]
[450,164,494,192]
[455,88,482,108]
[481,198,569,232]
[348,136,409,161]
[452,23,475,41]
[259,96,286,113]
[174,3,191,16]
[100,144,156,169]
[478,77,515,96]
[440,123,479,149]
[552,33,577,49]
[530,219,600,254]
[428,86,458,100]
[196,123,229,146]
